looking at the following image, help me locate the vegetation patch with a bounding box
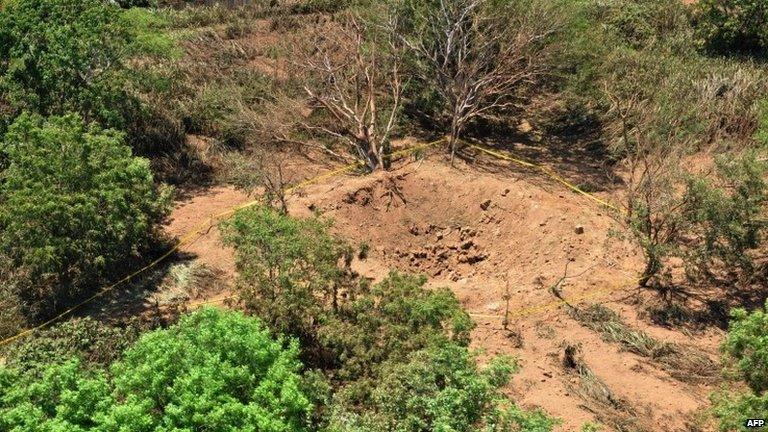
[570,304,718,384]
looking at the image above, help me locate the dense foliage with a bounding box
[0,0,133,131]
[694,0,768,55]
[713,302,768,431]
[4,318,140,374]
[221,206,353,340]
[0,308,312,431]
[327,344,555,432]
[0,113,170,323]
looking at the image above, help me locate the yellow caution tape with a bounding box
[468,143,625,214]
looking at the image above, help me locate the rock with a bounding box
[574,225,585,235]
[501,188,510,197]
[518,119,533,133]
[460,240,474,250]
[409,225,420,235]
[480,199,492,210]
[459,253,487,264]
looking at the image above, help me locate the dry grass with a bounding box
[561,343,643,432]
[570,303,719,384]
[149,262,225,306]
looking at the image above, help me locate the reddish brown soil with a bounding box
[165,149,723,431]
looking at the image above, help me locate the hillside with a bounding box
[1,1,767,431]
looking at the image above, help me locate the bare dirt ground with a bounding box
[163,147,724,432]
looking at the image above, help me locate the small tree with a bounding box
[0,113,171,315]
[601,52,704,287]
[400,0,560,163]
[301,13,404,171]
[220,206,354,341]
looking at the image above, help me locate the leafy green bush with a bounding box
[327,344,556,432]
[320,272,474,382]
[0,0,133,131]
[712,302,768,431]
[723,301,768,393]
[221,205,353,341]
[0,308,312,431]
[682,153,768,284]
[0,113,171,316]
[3,318,139,374]
[694,0,768,55]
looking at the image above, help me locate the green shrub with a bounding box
[3,318,140,374]
[0,0,133,131]
[0,308,312,432]
[108,308,311,431]
[0,113,171,316]
[682,153,768,284]
[327,344,556,432]
[694,0,768,55]
[221,205,353,341]
[320,272,474,382]
[723,301,768,394]
[712,302,768,431]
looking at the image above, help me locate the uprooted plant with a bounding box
[570,303,719,383]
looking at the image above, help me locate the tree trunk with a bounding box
[449,115,463,167]
[449,135,458,166]
[639,255,660,287]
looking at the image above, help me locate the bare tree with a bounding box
[301,14,404,171]
[223,148,292,214]
[401,0,559,163]
[603,85,696,287]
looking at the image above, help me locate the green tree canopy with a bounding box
[0,113,170,315]
[0,308,312,431]
[713,301,768,431]
[0,0,135,131]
